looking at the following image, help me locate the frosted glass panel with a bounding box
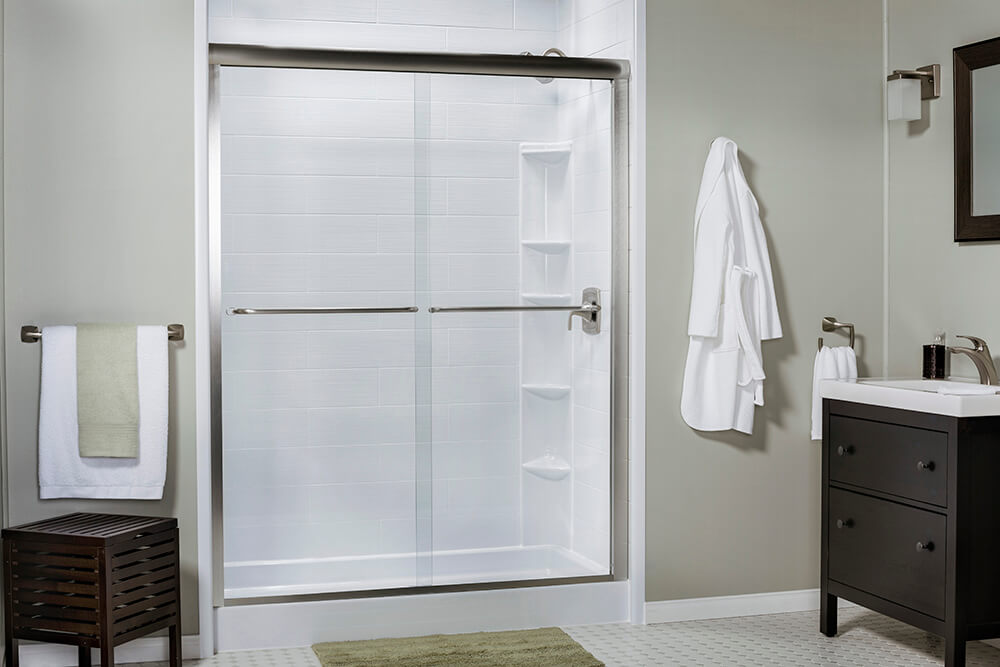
[220,67,420,597]
[427,74,613,584]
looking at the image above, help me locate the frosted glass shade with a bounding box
[887,77,922,121]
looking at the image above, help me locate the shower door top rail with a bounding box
[227,306,418,315]
[209,44,630,80]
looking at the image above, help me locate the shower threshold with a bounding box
[224,544,606,600]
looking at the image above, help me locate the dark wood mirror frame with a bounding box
[955,36,1000,241]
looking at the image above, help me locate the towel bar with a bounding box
[818,316,855,351]
[20,324,185,343]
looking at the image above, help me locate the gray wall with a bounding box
[885,0,1000,380]
[645,0,884,601]
[3,0,198,629]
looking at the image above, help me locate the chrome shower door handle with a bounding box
[567,287,602,335]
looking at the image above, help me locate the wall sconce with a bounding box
[886,64,940,121]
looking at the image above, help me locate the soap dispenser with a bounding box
[923,331,947,379]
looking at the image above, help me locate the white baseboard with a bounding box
[645,591,1000,651]
[15,634,200,667]
[645,589,856,624]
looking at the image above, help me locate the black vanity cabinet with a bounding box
[821,399,1000,667]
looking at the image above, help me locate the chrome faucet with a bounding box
[948,335,999,385]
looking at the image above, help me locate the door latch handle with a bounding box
[567,304,600,330]
[567,287,602,335]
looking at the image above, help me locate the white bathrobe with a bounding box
[681,137,782,434]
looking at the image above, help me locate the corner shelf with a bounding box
[521,240,571,254]
[522,384,572,400]
[522,454,572,481]
[522,293,572,305]
[520,141,572,165]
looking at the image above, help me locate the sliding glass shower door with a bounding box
[216,59,618,600]
[219,67,426,598]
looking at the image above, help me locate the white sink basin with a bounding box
[821,378,1000,417]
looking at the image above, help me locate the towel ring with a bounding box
[818,316,855,351]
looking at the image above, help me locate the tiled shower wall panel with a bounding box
[209,0,560,55]
[557,0,634,569]
[219,66,562,562]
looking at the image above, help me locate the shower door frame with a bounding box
[208,44,631,607]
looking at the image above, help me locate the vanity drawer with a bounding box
[828,415,947,506]
[828,488,946,619]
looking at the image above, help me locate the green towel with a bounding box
[76,323,139,458]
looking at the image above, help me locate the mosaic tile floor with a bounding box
[129,607,1000,666]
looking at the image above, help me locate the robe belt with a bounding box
[728,265,766,389]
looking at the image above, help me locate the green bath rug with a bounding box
[312,627,604,666]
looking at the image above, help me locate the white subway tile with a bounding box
[432,366,519,404]
[447,254,519,290]
[447,178,519,216]
[210,17,449,52]
[429,216,518,253]
[430,74,517,104]
[429,141,519,178]
[573,210,612,252]
[223,369,378,409]
[222,253,309,293]
[222,408,310,449]
[379,368,416,406]
[433,441,518,479]
[221,66,379,99]
[379,0,514,29]
[449,403,519,440]
[379,518,417,554]
[572,405,610,453]
[448,328,519,366]
[308,253,415,292]
[574,250,610,292]
[224,483,311,527]
[306,330,416,369]
[223,331,308,371]
[574,443,609,491]
[573,366,610,413]
[221,96,414,139]
[515,0,558,31]
[222,175,414,215]
[446,27,555,54]
[222,136,382,176]
[447,103,556,141]
[447,476,519,510]
[306,482,415,523]
[233,0,377,22]
[433,512,519,550]
[308,406,416,446]
[224,214,378,253]
[574,168,611,214]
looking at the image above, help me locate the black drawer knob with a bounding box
[836,518,854,529]
[917,460,935,471]
[836,445,855,457]
[916,541,935,552]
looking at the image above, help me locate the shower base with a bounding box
[224,544,607,600]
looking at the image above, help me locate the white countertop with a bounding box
[820,377,1000,418]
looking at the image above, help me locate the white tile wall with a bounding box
[555,0,630,571]
[215,3,630,585]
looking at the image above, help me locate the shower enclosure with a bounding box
[209,46,628,603]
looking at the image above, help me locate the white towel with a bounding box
[811,346,857,440]
[39,325,169,499]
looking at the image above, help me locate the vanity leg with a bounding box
[945,628,966,667]
[820,592,837,637]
